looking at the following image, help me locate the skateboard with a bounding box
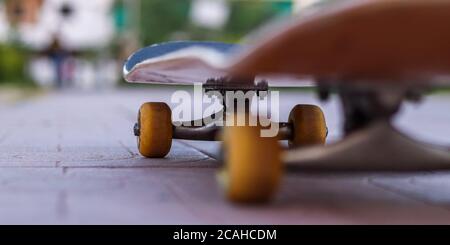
[124,0,450,203]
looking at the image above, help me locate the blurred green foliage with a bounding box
[139,0,191,44]
[138,0,289,45]
[0,44,32,85]
[224,1,288,37]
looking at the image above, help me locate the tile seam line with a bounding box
[367,177,450,215]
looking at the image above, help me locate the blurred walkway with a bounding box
[0,88,450,224]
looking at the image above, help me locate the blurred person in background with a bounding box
[3,0,116,89]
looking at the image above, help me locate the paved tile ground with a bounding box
[0,87,450,224]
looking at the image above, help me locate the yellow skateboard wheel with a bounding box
[219,122,282,203]
[288,104,327,148]
[137,102,172,158]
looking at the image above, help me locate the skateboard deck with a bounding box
[124,41,313,87]
[124,41,238,85]
[125,0,450,87]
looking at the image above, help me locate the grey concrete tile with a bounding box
[164,171,450,224]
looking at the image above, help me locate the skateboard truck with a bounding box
[133,77,298,142]
[133,77,270,138]
[168,77,293,141]
[285,81,450,171]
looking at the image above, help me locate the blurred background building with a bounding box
[0,0,325,90]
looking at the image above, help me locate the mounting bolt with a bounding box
[133,123,140,136]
